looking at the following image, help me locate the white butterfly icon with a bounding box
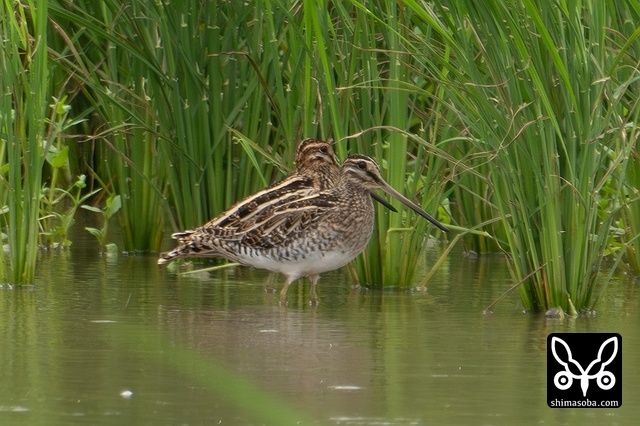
[551,336,618,397]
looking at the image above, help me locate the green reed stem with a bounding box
[38,0,639,310]
[335,2,450,288]
[38,0,640,310]
[415,0,640,311]
[0,0,50,284]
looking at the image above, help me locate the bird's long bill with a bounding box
[377,182,448,232]
[369,191,398,213]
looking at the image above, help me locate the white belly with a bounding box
[226,218,374,282]
[239,248,356,281]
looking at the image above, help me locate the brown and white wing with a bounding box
[238,193,337,250]
[199,175,317,238]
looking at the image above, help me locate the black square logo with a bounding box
[547,333,622,408]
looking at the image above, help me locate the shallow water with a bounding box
[1,230,639,425]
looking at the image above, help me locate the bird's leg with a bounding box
[279,275,298,305]
[309,275,320,306]
[265,272,276,293]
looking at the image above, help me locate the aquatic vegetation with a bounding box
[1,0,638,315]
[405,0,640,311]
[0,0,51,283]
[82,194,122,253]
[47,0,451,287]
[40,174,100,249]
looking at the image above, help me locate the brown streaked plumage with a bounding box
[166,138,340,243]
[159,154,447,305]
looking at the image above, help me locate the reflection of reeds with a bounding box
[1,1,50,283]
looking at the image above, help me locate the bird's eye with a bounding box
[357,161,366,169]
[320,146,328,153]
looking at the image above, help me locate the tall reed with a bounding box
[622,115,640,273]
[406,0,640,311]
[47,1,168,252]
[43,0,640,307]
[48,0,323,250]
[616,35,640,274]
[0,0,50,283]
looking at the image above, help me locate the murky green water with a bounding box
[1,228,639,425]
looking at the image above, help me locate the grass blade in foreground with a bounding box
[110,323,319,424]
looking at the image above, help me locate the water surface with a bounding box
[1,233,638,425]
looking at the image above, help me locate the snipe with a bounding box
[159,153,447,305]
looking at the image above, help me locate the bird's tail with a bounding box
[157,249,182,265]
[157,239,220,265]
[157,230,198,265]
